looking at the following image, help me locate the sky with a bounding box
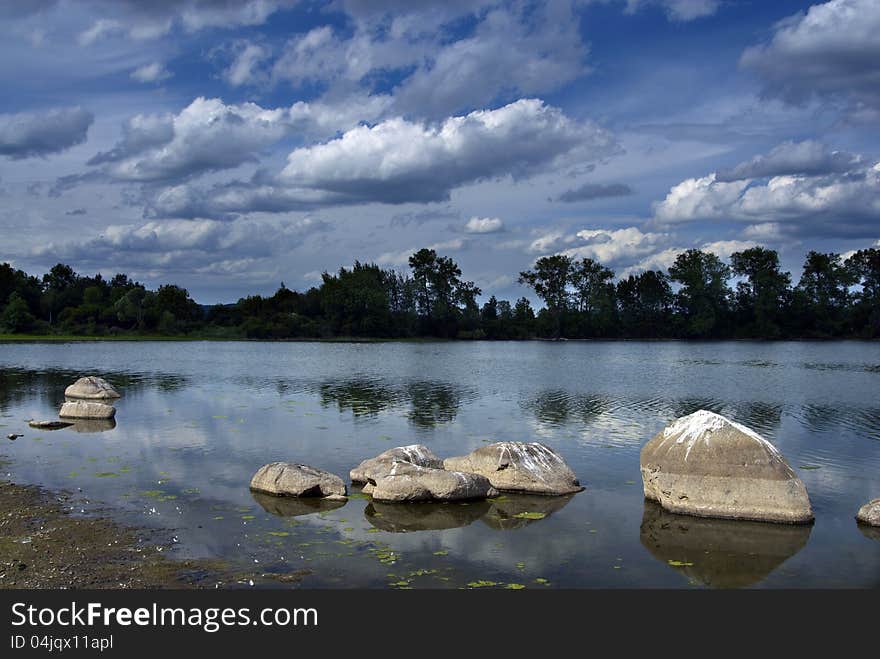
[0,0,878,304]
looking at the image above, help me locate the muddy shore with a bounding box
[0,478,306,589]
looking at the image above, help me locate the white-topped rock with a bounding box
[64,376,121,400]
[250,462,347,500]
[640,410,813,524]
[369,461,498,503]
[443,441,583,495]
[350,444,444,484]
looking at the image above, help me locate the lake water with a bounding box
[1,340,878,589]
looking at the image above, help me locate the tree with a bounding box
[730,247,791,338]
[795,251,856,337]
[846,248,880,337]
[668,249,731,338]
[519,255,572,338]
[1,292,36,333]
[570,257,617,337]
[617,270,673,337]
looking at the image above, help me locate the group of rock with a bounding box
[251,408,880,530]
[26,376,120,431]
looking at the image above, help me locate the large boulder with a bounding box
[369,461,499,503]
[640,501,811,588]
[856,498,880,527]
[59,400,116,419]
[443,441,583,495]
[350,444,443,484]
[64,376,121,399]
[640,410,813,524]
[250,462,347,500]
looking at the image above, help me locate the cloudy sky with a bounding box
[1,0,878,304]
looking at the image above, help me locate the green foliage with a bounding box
[0,243,876,341]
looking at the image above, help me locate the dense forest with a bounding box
[0,245,878,340]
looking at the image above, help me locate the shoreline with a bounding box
[0,478,241,589]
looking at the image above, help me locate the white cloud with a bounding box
[528,230,567,254]
[464,217,504,234]
[740,0,880,116]
[130,62,172,83]
[559,227,670,264]
[653,173,750,223]
[224,42,269,87]
[278,99,618,204]
[77,18,122,46]
[625,0,720,21]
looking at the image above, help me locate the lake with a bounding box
[1,340,878,588]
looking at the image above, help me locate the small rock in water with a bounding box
[250,462,347,500]
[856,498,880,527]
[7,433,22,440]
[28,420,74,430]
[369,461,499,503]
[640,410,813,524]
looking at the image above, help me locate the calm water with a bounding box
[1,340,878,589]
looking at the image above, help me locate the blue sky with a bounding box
[0,0,878,303]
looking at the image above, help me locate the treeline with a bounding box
[0,245,877,340]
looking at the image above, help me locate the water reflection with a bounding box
[727,402,782,437]
[70,418,118,433]
[252,491,347,517]
[639,502,811,588]
[364,500,491,532]
[482,494,575,531]
[316,378,470,427]
[523,391,611,427]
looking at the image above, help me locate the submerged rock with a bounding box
[249,462,347,500]
[59,400,116,420]
[856,498,880,527]
[252,491,347,517]
[443,441,583,495]
[350,444,443,484]
[64,376,121,400]
[481,493,575,531]
[364,500,491,532]
[28,420,74,430]
[369,461,498,503]
[640,501,812,588]
[640,410,813,524]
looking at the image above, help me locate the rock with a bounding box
[369,461,499,503]
[7,433,22,440]
[856,498,880,527]
[28,420,74,430]
[364,500,491,532]
[481,493,575,531]
[640,410,813,524]
[70,419,117,433]
[640,501,812,588]
[252,491,347,517]
[443,441,583,495]
[59,400,116,420]
[249,462,347,500]
[350,444,443,484]
[64,376,121,400]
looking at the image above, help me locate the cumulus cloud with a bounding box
[558,227,670,264]
[0,107,93,159]
[653,141,880,237]
[277,99,618,203]
[740,0,880,116]
[130,62,173,83]
[715,140,862,182]
[463,217,504,234]
[556,182,633,203]
[87,97,290,182]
